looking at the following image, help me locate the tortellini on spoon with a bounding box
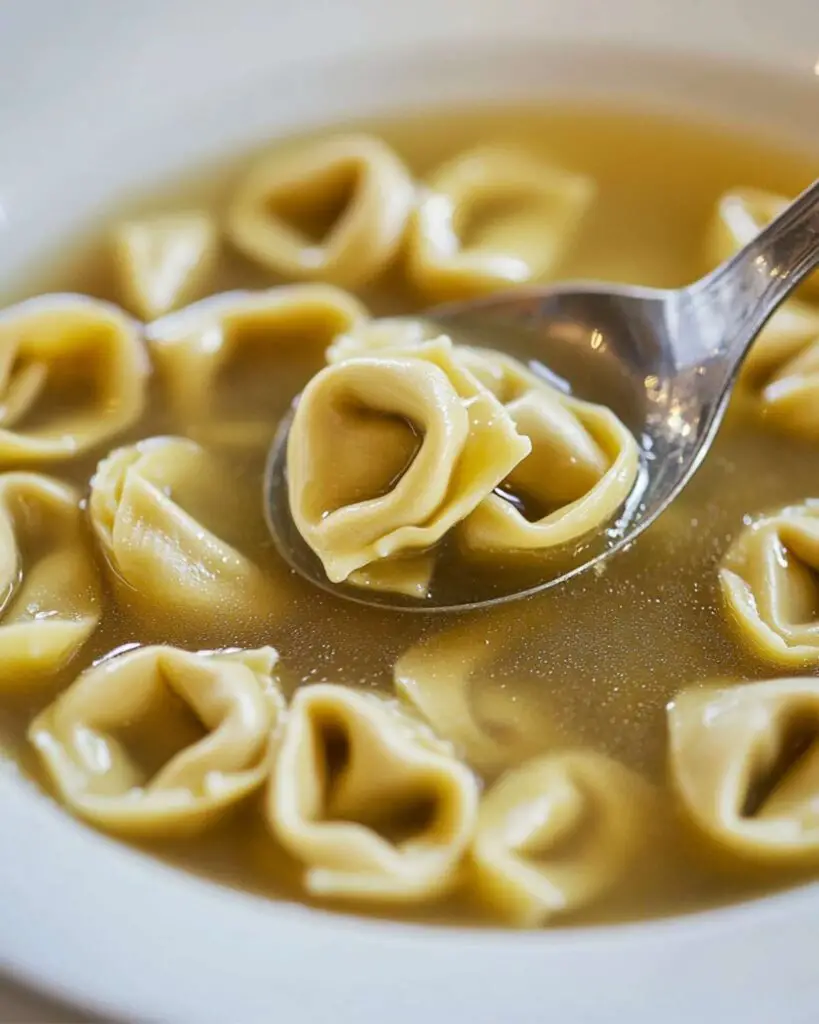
[668,677,819,863]
[304,319,640,591]
[89,436,285,637]
[326,315,439,366]
[227,134,415,288]
[0,473,100,690]
[113,210,218,320]
[266,684,479,902]
[147,285,365,448]
[0,294,147,462]
[29,645,282,838]
[719,502,819,667]
[407,146,594,301]
[470,751,660,926]
[458,349,640,555]
[287,336,531,595]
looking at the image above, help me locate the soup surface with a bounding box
[1,106,819,927]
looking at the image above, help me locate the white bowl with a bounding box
[2,2,819,1021]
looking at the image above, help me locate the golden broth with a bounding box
[1,105,818,925]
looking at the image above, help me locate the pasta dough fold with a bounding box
[326,316,439,366]
[113,210,218,320]
[0,294,147,462]
[147,286,365,448]
[287,337,531,593]
[720,502,819,667]
[738,302,819,439]
[395,612,563,776]
[471,751,658,925]
[457,350,639,554]
[705,190,819,437]
[668,678,819,862]
[29,645,282,837]
[266,684,479,901]
[408,146,594,301]
[227,135,415,288]
[89,436,282,636]
[0,474,100,690]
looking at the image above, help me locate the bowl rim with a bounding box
[4,769,819,1023]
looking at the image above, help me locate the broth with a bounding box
[1,105,818,926]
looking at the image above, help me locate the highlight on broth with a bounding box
[1,109,818,928]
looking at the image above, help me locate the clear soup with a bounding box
[2,105,818,927]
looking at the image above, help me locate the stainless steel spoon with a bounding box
[265,178,819,612]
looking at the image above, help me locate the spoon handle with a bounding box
[676,178,819,368]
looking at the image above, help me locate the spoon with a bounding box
[265,178,819,612]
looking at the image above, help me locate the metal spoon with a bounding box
[265,178,819,612]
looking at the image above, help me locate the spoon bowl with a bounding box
[265,178,819,612]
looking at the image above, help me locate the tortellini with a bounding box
[738,300,819,390]
[227,135,415,288]
[113,210,218,320]
[287,336,531,594]
[737,302,819,439]
[720,502,819,667]
[668,678,819,863]
[705,189,819,437]
[29,645,282,837]
[0,474,100,689]
[146,285,365,448]
[457,349,639,554]
[408,146,594,301]
[321,320,640,566]
[266,684,479,901]
[706,187,819,300]
[470,751,658,926]
[394,611,563,776]
[89,436,283,636]
[0,294,147,462]
[326,315,438,366]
